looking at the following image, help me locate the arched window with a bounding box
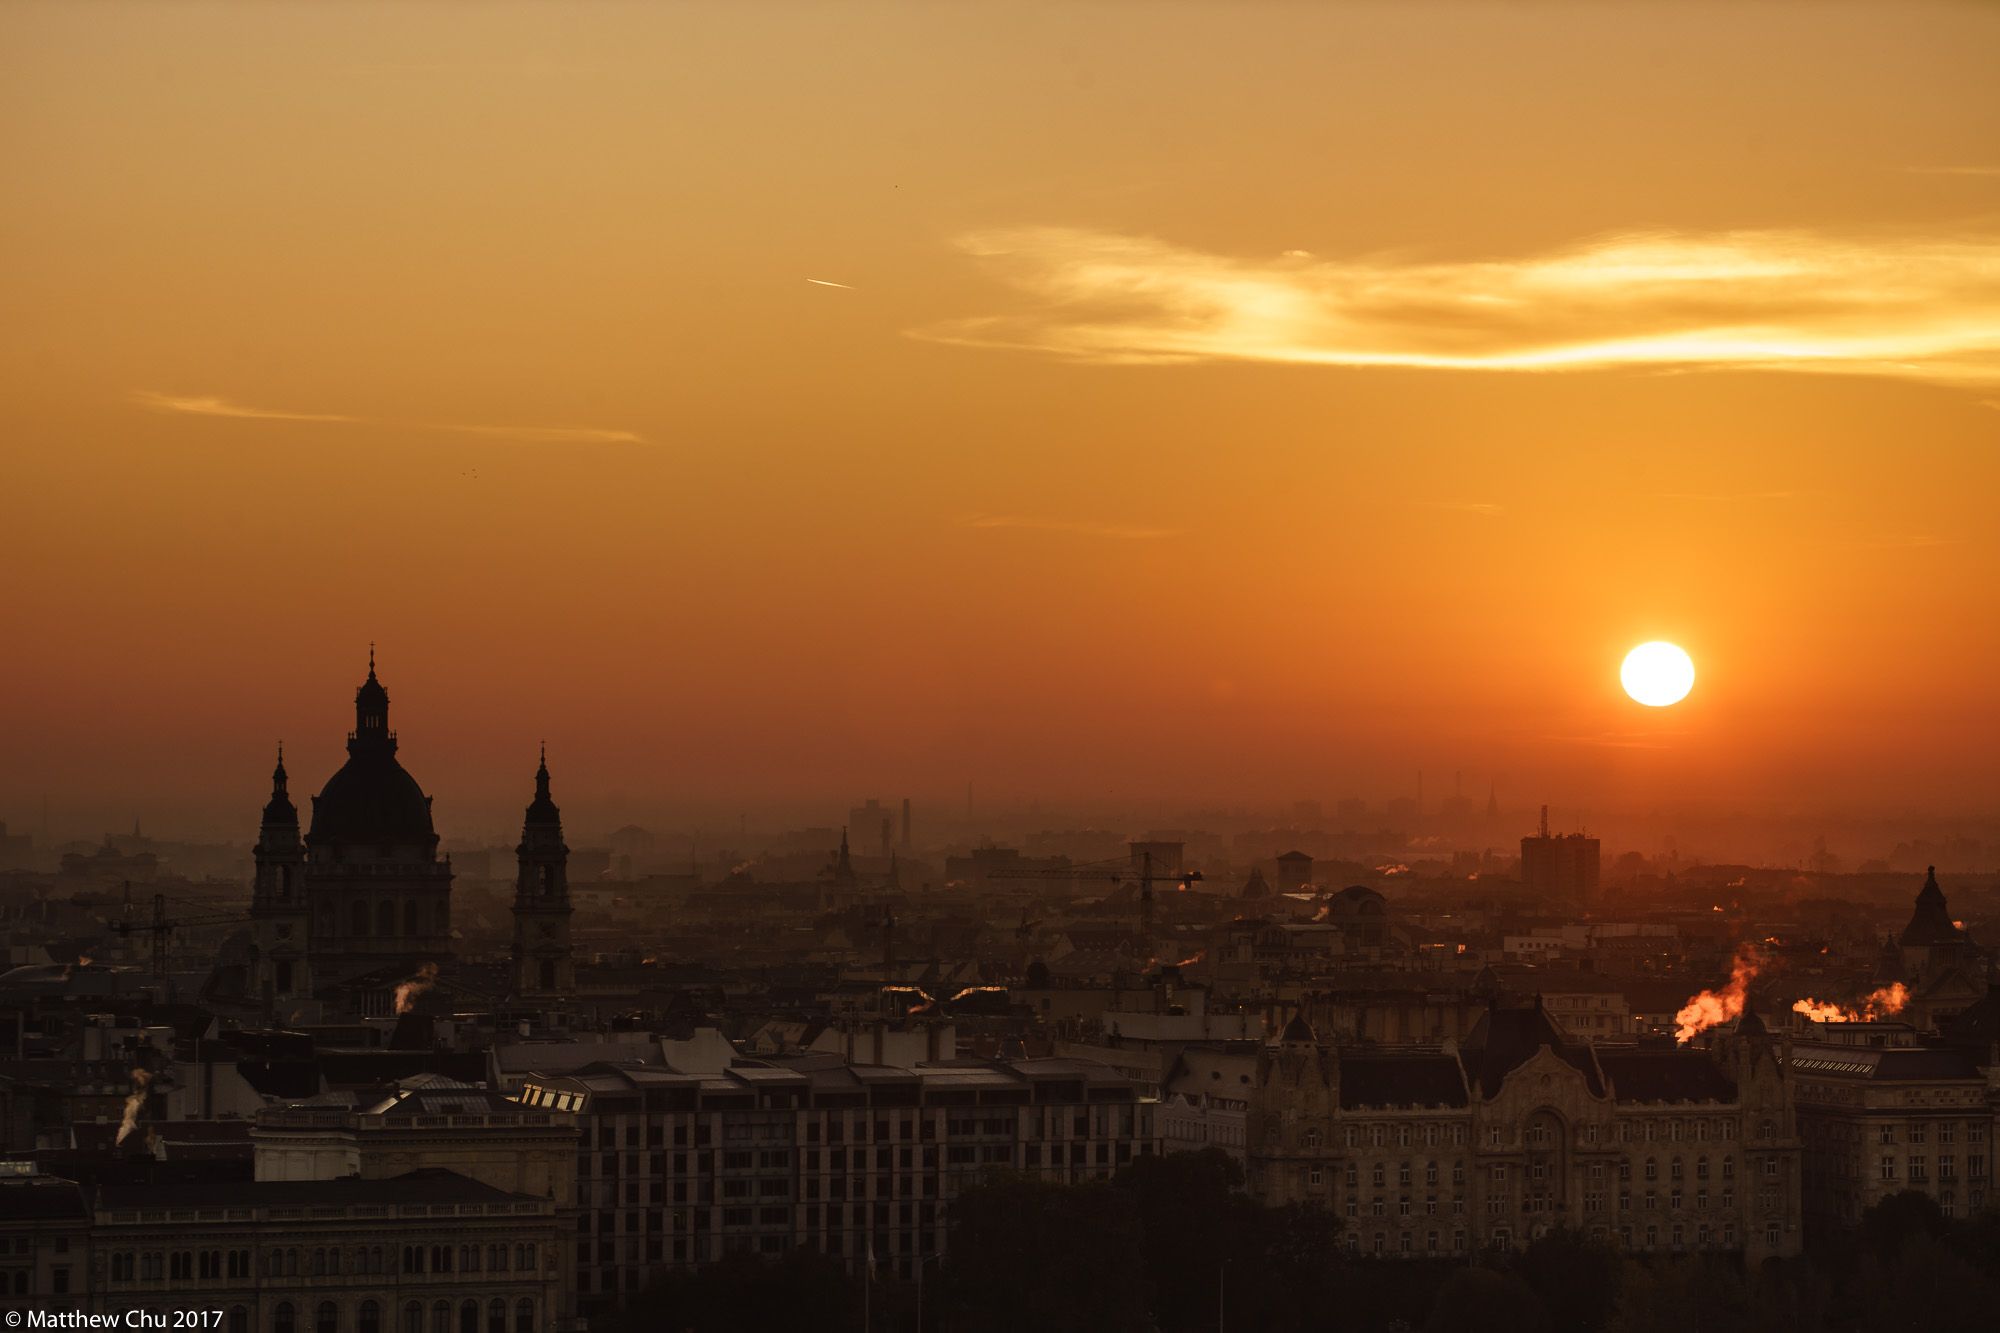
[378,901,396,936]
[228,1308,248,1333]
[487,1300,507,1333]
[515,1301,535,1333]
[402,1303,422,1333]
[359,1302,380,1333]
[351,901,371,936]
[317,1302,339,1333]
[459,1301,479,1333]
[430,1302,450,1333]
[274,1304,296,1333]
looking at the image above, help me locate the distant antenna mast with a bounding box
[1539,804,1551,839]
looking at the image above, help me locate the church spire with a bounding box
[262,741,298,826]
[353,649,391,747]
[513,744,573,996]
[524,744,560,827]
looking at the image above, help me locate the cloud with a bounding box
[918,227,2000,385]
[431,423,647,445]
[1904,166,2000,178]
[133,391,358,424]
[960,513,1184,540]
[135,392,645,444]
[1656,490,1799,502]
[1415,500,1504,516]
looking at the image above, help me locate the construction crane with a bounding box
[108,887,252,982]
[985,851,1202,945]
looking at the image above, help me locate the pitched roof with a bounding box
[1900,867,1960,947]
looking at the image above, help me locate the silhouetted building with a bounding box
[1274,850,1314,894]
[250,656,452,1012]
[1520,806,1599,900]
[513,748,575,997]
[1891,866,1987,1030]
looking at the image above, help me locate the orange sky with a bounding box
[3,1,1997,838]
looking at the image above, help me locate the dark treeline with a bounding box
[608,1152,2000,1333]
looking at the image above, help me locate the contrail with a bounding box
[806,278,855,289]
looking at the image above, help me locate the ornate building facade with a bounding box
[1246,999,1802,1263]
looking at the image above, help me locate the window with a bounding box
[460,1302,479,1333]
[488,1303,507,1333]
[318,1303,339,1333]
[275,1306,296,1333]
[360,1304,380,1333]
[516,1301,536,1333]
[403,1304,423,1333]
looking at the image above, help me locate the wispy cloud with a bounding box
[1855,533,1962,550]
[1656,490,1799,502]
[1904,166,2000,178]
[960,513,1184,540]
[806,278,856,290]
[134,392,359,424]
[1415,499,1504,517]
[135,391,645,444]
[919,227,2000,385]
[429,423,647,445]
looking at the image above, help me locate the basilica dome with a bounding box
[306,659,438,852]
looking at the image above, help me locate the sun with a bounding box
[1621,641,1695,707]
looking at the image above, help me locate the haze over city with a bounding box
[5,1,1999,852]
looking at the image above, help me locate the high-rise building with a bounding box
[1520,805,1600,900]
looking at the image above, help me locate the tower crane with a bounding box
[107,886,253,982]
[984,851,1202,945]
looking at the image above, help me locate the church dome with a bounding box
[309,750,435,848]
[306,656,438,852]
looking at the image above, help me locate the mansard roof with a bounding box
[1596,1051,1738,1103]
[1338,1052,1468,1109]
[1458,999,1604,1098]
[1789,1043,1985,1082]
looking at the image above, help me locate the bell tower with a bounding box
[250,744,310,1012]
[512,746,574,996]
